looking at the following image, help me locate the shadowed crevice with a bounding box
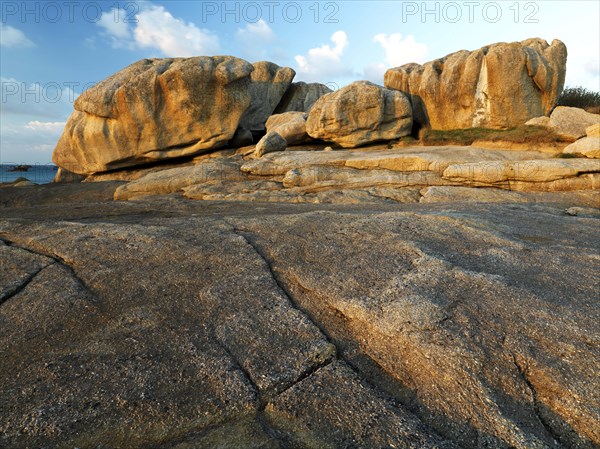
[0,262,55,306]
[0,235,99,304]
[512,354,569,448]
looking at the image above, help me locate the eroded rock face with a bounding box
[274,81,333,113]
[385,38,567,129]
[52,57,254,175]
[239,61,296,132]
[306,81,413,148]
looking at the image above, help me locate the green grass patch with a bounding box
[419,125,568,146]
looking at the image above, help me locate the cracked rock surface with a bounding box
[0,189,598,448]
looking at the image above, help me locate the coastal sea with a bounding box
[1,164,58,185]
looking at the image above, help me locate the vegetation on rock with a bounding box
[557,86,600,113]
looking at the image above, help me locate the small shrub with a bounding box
[557,86,600,112]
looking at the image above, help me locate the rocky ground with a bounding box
[1,182,598,449]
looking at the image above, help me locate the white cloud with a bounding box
[0,77,75,119]
[32,144,55,152]
[362,33,428,85]
[362,64,387,85]
[134,5,219,57]
[373,33,428,67]
[1,120,66,163]
[97,9,133,48]
[0,23,34,48]
[96,5,220,57]
[294,31,352,82]
[25,121,67,132]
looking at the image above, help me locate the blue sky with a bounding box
[1,0,599,164]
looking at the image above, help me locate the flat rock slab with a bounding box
[241,145,555,176]
[1,198,598,448]
[443,158,600,183]
[420,186,600,206]
[114,159,247,200]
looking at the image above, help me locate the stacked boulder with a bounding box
[254,81,414,157]
[305,81,413,148]
[52,57,331,175]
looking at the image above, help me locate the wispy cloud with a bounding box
[294,31,353,82]
[97,4,220,57]
[0,23,35,48]
[25,121,67,132]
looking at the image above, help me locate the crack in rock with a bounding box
[226,221,340,362]
[512,354,562,447]
[223,221,425,415]
[0,262,55,306]
[0,235,99,303]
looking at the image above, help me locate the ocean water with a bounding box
[0,164,58,185]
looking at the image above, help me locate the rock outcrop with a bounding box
[1,197,599,448]
[239,61,296,132]
[104,141,600,202]
[274,81,333,113]
[53,57,254,175]
[384,38,567,129]
[306,81,413,148]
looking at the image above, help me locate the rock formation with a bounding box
[306,81,413,148]
[254,131,288,158]
[4,35,600,449]
[239,61,296,132]
[384,38,567,129]
[563,123,600,158]
[274,81,333,113]
[53,57,255,175]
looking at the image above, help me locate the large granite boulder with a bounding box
[548,106,600,141]
[306,81,413,148]
[274,81,332,113]
[384,38,567,129]
[239,61,296,132]
[53,56,254,175]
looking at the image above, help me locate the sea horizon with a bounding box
[0,163,58,185]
